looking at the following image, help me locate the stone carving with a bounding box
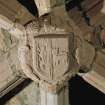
[101,0,105,13]
[33,37,69,80]
[76,41,95,70]
[17,6,80,92]
[0,27,23,97]
[0,1,96,93]
[19,7,96,92]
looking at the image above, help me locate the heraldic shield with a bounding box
[33,34,75,83]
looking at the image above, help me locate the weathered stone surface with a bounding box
[81,50,105,94]
[101,29,105,45]
[34,0,65,16]
[82,70,105,94]
[0,0,34,25]
[0,15,25,39]
[0,28,22,94]
[92,51,105,77]
[1,1,104,105]
[18,6,80,93]
[76,41,95,69]
[5,82,39,105]
[33,36,71,81]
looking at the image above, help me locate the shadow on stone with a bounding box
[0,79,32,105]
[69,75,105,105]
[17,0,38,16]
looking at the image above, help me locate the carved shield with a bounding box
[33,34,74,82]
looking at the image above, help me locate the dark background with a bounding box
[69,75,105,105]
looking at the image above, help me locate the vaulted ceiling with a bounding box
[0,0,35,25]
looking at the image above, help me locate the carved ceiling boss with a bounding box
[0,0,95,93]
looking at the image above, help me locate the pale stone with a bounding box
[0,1,101,105]
[40,83,69,105]
[34,0,65,16]
[92,51,105,78]
[0,27,24,97]
[18,45,40,83]
[4,82,40,105]
[100,29,105,45]
[34,0,51,16]
[0,0,34,24]
[0,14,25,39]
[82,70,105,94]
[19,5,80,93]
[76,41,95,69]
[80,50,105,94]
[101,0,105,14]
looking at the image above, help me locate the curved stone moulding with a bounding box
[18,5,96,94]
[0,14,25,39]
[0,5,96,94]
[0,1,103,105]
[0,0,97,93]
[18,8,74,93]
[34,0,65,17]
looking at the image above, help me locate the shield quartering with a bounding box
[33,34,75,83]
